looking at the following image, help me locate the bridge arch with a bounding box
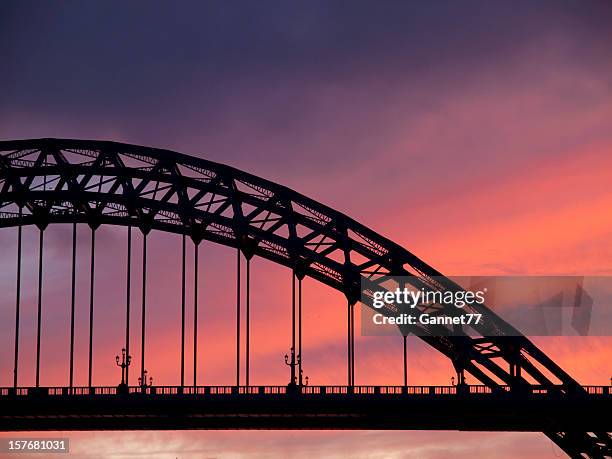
[0,138,578,386]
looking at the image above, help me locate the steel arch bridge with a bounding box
[0,138,610,458]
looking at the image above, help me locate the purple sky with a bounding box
[1,1,612,458]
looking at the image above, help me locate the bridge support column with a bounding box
[193,240,200,387]
[298,276,303,386]
[289,263,307,388]
[239,236,256,387]
[507,342,523,392]
[403,335,408,387]
[140,231,148,390]
[236,248,241,387]
[452,356,468,395]
[180,234,186,388]
[291,273,297,385]
[125,226,132,387]
[285,269,304,388]
[245,256,251,386]
[347,300,355,387]
[69,222,77,390]
[35,152,49,388]
[35,227,44,388]
[13,208,23,389]
[88,226,97,388]
[351,302,355,386]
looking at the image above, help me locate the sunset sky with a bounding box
[1,1,611,457]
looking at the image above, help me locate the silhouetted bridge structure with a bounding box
[0,139,610,458]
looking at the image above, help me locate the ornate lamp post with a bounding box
[138,369,153,391]
[115,348,131,386]
[285,347,301,387]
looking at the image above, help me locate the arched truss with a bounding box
[0,138,609,457]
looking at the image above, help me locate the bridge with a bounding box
[0,138,610,458]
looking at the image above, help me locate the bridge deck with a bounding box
[2,385,610,432]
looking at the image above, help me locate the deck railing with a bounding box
[1,385,610,397]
